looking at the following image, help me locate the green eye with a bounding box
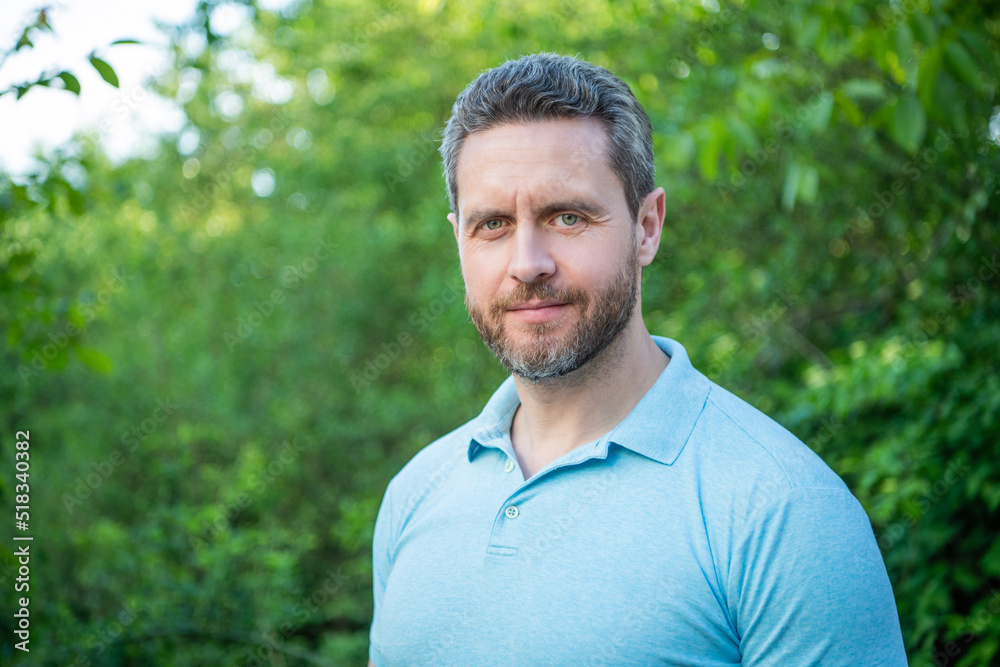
[484,219,504,230]
[558,213,580,226]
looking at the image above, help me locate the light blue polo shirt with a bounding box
[369,336,907,665]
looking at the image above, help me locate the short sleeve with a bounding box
[369,480,396,667]
[729,486,908,665]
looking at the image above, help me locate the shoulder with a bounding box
[705,382,845,487]
[699,380,847,494]
[691,390,907,663]
[688,380,850,525]
[649,336,846,497]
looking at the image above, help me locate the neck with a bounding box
[509,318,669,479]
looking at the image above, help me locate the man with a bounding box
[369,53,907,665]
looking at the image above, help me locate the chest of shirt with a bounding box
[378,452,742,665]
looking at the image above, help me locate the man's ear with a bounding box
[636,187,666,267]
[448,212,459,244]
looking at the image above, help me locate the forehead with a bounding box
[454,117,626,218]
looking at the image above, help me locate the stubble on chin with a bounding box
[464,245,638,381]
[466,283,589,378]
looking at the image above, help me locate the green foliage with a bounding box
[87,55,119,88]
[1,0,998,664]
[0,8,136,100]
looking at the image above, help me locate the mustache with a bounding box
[488,282,589,316]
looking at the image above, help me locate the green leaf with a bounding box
[782,162,800,211]
[944,42,982,95]
[890,93,926,153]
[807,92,834,134]
[35,9,52,32]
[725,116,758,152]
[89,55,120,88]
[841,79,885,100]
[959,29,995,71]
[797,15,821,49]
[930,72,968,135]
[65,185,85,215]
[834,92,864,126]
[799,165,819,204]
[15,30,32,51]
[917,45,942,111]
[894,24,914,64]
[911,13,938,46]
[6,250,36,271]
[697,122,722,181]
[111,38,141,45]
[76,347,114,374]
[57,71,81,95]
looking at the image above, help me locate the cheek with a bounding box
[558,243,619,282]
[461,244,506,282]
[458,261,496,304]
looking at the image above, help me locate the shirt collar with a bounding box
[467,336,711,466]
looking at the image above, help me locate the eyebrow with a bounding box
[462,199,612,227]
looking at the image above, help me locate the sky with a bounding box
[0,0,201,175]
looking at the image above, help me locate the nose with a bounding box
[507,223,556,284]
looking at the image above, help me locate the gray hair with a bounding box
[439,52,655,222]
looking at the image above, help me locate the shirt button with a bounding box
[505,506,519,519]
[504,459,515,473]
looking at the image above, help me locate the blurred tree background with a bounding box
[1,0,998,664]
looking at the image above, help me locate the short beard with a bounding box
[466,241,639,382]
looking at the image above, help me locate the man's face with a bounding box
[448,117,657,381]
